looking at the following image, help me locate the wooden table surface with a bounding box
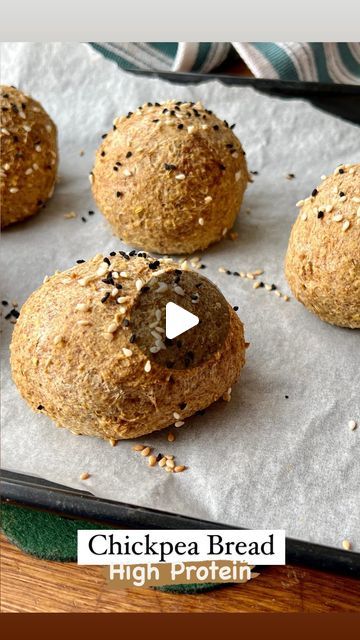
[1,534,359,613]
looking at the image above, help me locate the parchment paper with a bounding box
[1,43,359,551]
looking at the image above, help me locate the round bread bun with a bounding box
[0,85,58,228]
[91,100,250,254]
[10,252,246,441]
[285,163,360,328]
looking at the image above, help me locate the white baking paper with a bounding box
[1,42,359,551]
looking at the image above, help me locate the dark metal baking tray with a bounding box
[1,73,359,577]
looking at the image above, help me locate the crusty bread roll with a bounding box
[285,163,360,328]
[10,252,246,441]
[0,85,58,228]
[91,100,250,254]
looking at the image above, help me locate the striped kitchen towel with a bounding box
[88,42,360,84]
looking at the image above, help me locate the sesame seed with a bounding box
[148,455,157,467]
[296,200,304,207]
[144,360,151,373]
[164,163,176,171]
[235,171,241,182]
[253,281,261,289]
[301,213,307,221]
[175,420,184,428]
[174,285,185,296]
[204,195,212,203]
[175,173,186,180]
[342,220,350,231]
[122,348,133,357]
[158,457,167,468]
[53,335,63,345]
[198,217,204,225]
[135,279,143,291]
[37,405,44,410]
[173,412,180,420]
[133,444,144,451]
[174,466,186,473]
[107,321,118,334]
[333,213,343,222]
[166,459,175,469]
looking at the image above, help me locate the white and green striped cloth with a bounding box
[89,42,360,84]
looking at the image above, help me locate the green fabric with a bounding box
[0,503,220,593]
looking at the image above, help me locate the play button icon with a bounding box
[129,266,230,370]
[165,302,199,339]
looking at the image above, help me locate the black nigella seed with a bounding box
[164,163,177,171]
[113,125,117,131]
[101,151,106,157]
[200,264,206,269]
[37,405,44,410]
[226,270,231,275]
[5,312,12,319]
[339,168,344,174]
[226,143,234,148]
[147,102,153,107]
[174,269,182,275]
[233,272,240,277]
[123,319,130,327]
[116,283,123,290]
[76,259,85,264]
[317,211,324,219]
[155,102,160,107]
[11,309,20,318]
[156,453,162,462]
[101,133,107,139]
[127,112,133,118]
[113,166,118,171]
[109,251,116,256]
[101,292,110,303]
[230,124,236,129]
[162,108,168,114]
[259,282,265,288]
[177,124,184,130]
[152,119,159,123]
[285,395,289,399]
[2,300,8,306]
[233,306,239,311]
[126,151,132,158]
[213,125,219,131]
[339,191,345,197]
[116,191,123,198]
[271,284,277,291]
[103,257,111,265]
[219,164,226,171]
[250,170,258,175]
[170,110,175,116]
[116,161,122,166]
[141,286,150,293]
[175,105,180,111]
[312,188,318,197]
[129,334,136,344]
[129,250,137,256]
[174,276,181,284]
[88,210,95,215]
[81,216,87,223]
[179,402,187,410]
[149,260,160,270]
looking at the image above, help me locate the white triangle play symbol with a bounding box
[165,302,199,340]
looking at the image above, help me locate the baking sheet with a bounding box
[1,42,359,551]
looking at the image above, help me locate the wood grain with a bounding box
[1,535,359,613]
